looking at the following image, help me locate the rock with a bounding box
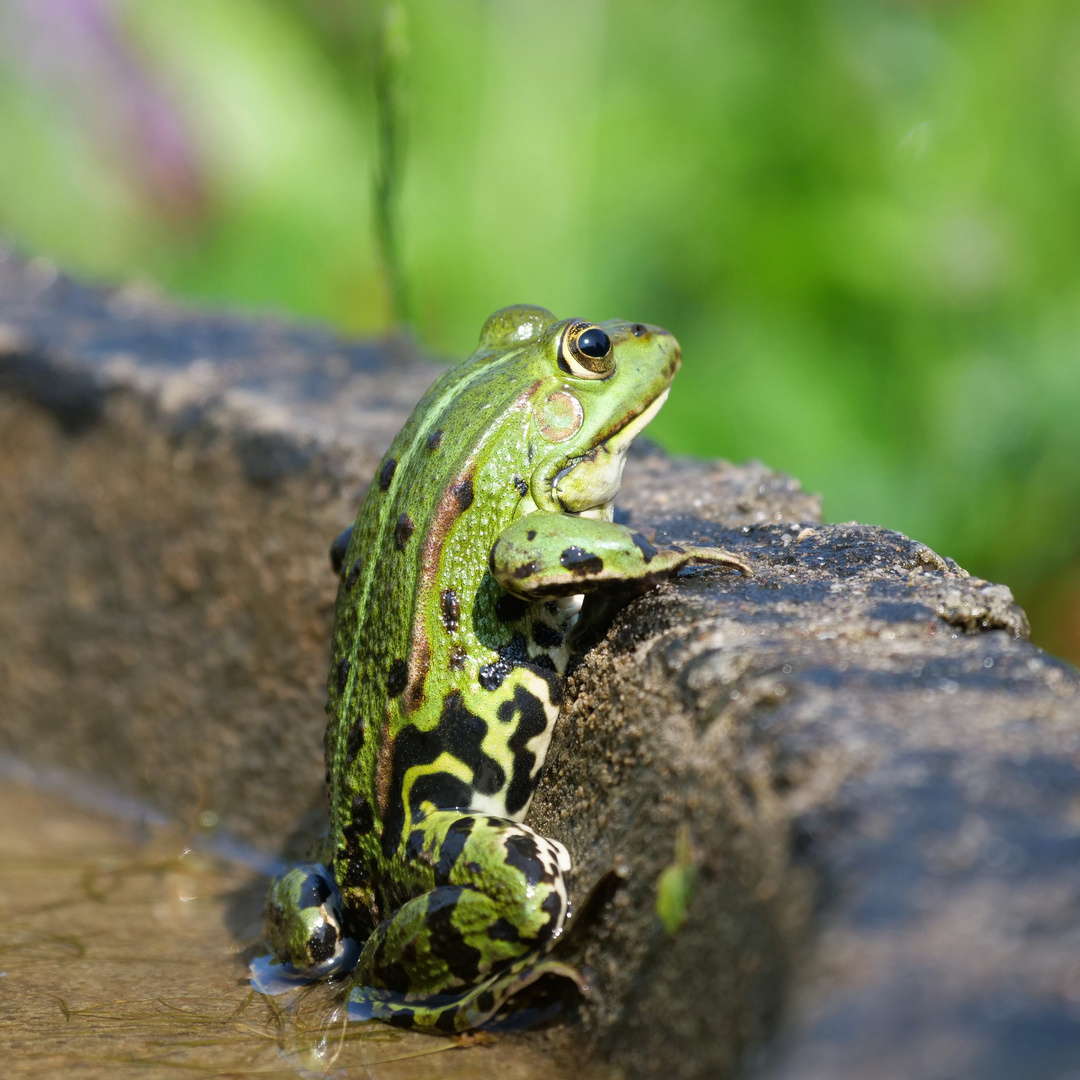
[531,522,1080,1079]
[0,253,435,848]
[3,251,1078,1079]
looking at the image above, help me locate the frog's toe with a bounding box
[262,863,355,977]
[249,936,359,995]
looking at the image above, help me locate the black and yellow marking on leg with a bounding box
[348,810,571,1031]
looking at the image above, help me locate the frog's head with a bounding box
[479,305,681,517]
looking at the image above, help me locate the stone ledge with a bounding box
[3,251,1076,1080]
[531,520,1078,1077]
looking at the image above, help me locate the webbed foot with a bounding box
[349,955,585,1033]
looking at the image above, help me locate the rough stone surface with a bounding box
[4,252,1079,1080]
[531,522,1080,1079]
[0,254,435,848]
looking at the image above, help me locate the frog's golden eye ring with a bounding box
[558,321,614,379]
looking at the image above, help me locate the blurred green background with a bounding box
[1,0,1078,663]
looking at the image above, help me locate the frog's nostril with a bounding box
[631,323,647,337]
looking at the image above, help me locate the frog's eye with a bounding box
[558,321,614,379]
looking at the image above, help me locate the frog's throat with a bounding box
[547,387,670,515]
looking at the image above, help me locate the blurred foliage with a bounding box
[1,0,1078,662]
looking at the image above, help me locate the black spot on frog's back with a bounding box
[540,889,563,930]
[394,513,415,550]
[330,526,354,574]
[426,429,444,451]
[345,722,364,763]
[451,477,474,512]
[340,856,371,890]
[473,759,503,796]
[344,557,364,590]
[342,793,375,851]
[379,458,397,490]
[477,635,525,691]
[387,659,408,696]
[349,794,375,837]
[335,657,351,694]
[440,588,460,632]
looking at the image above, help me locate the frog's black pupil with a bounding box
[577,327,610,359]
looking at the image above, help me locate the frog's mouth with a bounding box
[549,387,670,516]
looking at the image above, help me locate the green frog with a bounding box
[261,305,750,1033]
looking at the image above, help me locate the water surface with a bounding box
[0,779,598,1079]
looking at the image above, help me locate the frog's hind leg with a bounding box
[350,953,584,1033]
[349,812,575,1032]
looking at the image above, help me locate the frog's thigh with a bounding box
[357,812,570,996]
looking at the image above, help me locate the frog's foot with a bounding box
[261,862,356,978]
[349,955,585,1033]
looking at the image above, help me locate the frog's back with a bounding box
[324,348,565,909]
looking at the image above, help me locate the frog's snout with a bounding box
[618,320,680,359]
[657,334,682,378]
[631,325,681,380]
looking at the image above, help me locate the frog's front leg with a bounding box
[490,511,751,600]
[349,810,573,1033]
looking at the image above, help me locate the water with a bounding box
[0,776,605,1079]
